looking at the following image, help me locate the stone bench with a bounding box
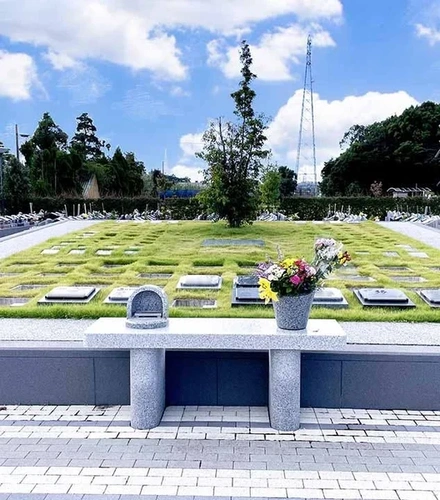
[84,317,346,431]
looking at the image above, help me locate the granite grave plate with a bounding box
[96,250,112,256]
[235,275,259,287]
[38,286,100,304]
[41,249,59,255]
[354,288,415,307]
[69,249,86,255]
[419,289,440,308]
[383,251,399,257]
[13,284,46,291]
[378,266,411,272]
[177,275,222,289]
[138,273,173,279]
[202,239,264,247]
[172,299,217,308]
[313,288,348,308]
[104,286,139,304]
[409,251,429,258]
[0,297,30,307]
[391,276,426,283]
[342,275,376,282]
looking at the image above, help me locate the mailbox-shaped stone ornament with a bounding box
[126,285,169,329]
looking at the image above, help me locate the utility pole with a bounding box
[15,124,30,162]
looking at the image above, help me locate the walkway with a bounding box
[0,405,440,499]
[378,222,440,250]
[0,221,101,259]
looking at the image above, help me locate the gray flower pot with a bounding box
[273,292,315,330]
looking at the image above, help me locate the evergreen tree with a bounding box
[4,156,30,212]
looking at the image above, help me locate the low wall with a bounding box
[1,349,439,410]
[0,226,30,239]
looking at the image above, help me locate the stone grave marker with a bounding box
[355,251,370,255]
[396,244,415,250]
[38,286,99,304]
[391,276,426,283]
[313,288,348,308]
[419,289,440,308]
[69,249,86,255]
[126,285,168,328]
[231,276,265,306]
[0,297,30,307]
[383,251,399,257]
[172,299,217,308]
[177,275,222,289]
[138,273,173,279]
[378,266,411,272]
[236,275,259,287]
[354,288,415,307]
[342,275,376,282]
[96,249,112,256]
[41,249,59,255]
[202,239,264,247]
[104,286,139,304]
[409,251,429,258]
[13,284,46,291]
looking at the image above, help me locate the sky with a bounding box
[0,0,438,183]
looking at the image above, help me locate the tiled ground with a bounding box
[1,406,440,499]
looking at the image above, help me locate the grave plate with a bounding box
[96,250,112,256]
[419,289,440,308]
[138,273,173,279]
[38,286,99,304]
[124,250,138,255]
[202,239,265,247]
[0,273,20,277]
[343,275,376,282]
[41,249,59,255]
[409,251,429,258]
[354,288,415,307]
[13,284,46,291]
[177,275,222,289]
[104,286,139,304]
[313,288,348,308]
[391,276,426,283]
[378,266,411,272]
[235,275,259,287]
[355,251,370,255]
[172,299,217,308]
[0,297,30,307]
[231,283,266,307]
[69,249,85,255]
[396,244,415,250]
[383,251,399,257]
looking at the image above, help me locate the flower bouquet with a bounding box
[256,238,351,330]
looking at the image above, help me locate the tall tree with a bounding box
[70,113,110,163]
[278,166,297,198]
[4,155,30,213]
[260,163,281,210]
[196,41,270,227]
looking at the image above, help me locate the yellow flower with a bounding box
[281,258,295,268]
[258,277,278,304]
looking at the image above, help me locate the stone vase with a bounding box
[273,292,315,330]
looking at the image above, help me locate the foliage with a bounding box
[3,155,30,212]
[257,238,351,301]
[70,113,110,164]
[197,41,270,227]
[260,164,281,210]
[278,166,297,198]
[321,102,440,196]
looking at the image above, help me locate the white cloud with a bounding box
[170,86,191,97]
[179,133,204,156]
[170,164,204,182]
[168,132,205,182]
[0,0,342,80]
[58,64,111,105]
[266,90,419,181]
[44,51,79,70]
[0,50,40,100]
[416,23,440,45]
[208,24,336,81]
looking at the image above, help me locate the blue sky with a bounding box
[0,0,438,181]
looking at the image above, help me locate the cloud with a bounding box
[112,85,179,120]
[170,86,191,97]
[266,90,419,181]
[416,24,440,45]
[179,133,204,156]
[170,164,204,182]
[168,132,205,182]
[44,51,79,70]
[0,50,41,100]
[58,64,111,105]
[208,24,336,81]
[0,0,342,80]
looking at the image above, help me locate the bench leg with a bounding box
[269,349,301,431]
[130,348,165,429]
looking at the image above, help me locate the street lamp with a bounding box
[0,144,9,215]
[15,124,29,161]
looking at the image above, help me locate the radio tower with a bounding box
[295,34,317,194]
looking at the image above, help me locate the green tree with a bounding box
[260,164,281,210]
[196,41,270,227]
[278,166,297,198]
[4,155,30,212]
[70,113,110,163]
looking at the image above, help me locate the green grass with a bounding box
[0,220,439,321]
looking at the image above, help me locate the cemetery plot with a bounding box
[104,286,139,304]
[12,284,47,291]
[383,251,399,257]
[138,273,173,279]
[354,288,415,307]
[313,288,348,308]
[96,249,112,256]
[41,249,60,255]
[378,266,411,272]
[418,289,440,308]
[177,275,222,289]
[409,251,429,258]
[0,297,30,306]
[69,249,86,255]
[391,276,427,283]
[340,274,376,282]
[38,286,100,304]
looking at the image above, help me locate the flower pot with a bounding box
[273,292,315,330]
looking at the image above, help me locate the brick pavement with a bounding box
[0,405,440,499]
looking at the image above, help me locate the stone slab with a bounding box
[313,288,348,308]
[104,287,139,304]
[419,289,440,308]
[84,318,346,351]
[177,275,222,289]
[38,286,100,304]
[409,251,429,258]
[354,288,415,307]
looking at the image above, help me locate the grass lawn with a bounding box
[0,220,439,322]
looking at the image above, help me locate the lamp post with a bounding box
[0,145,9,215]
[15,124,29,162]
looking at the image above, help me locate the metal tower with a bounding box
[296,34,317,193]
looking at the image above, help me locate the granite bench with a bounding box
[84,318,346,431]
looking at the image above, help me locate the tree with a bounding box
[70,113,110,163]
[278,166,297,198]
[196,41,270,227]
[4,156,30,212]
[321,102,440,195]
[260,164,281,210]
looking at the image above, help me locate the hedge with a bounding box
[6,195,439,220]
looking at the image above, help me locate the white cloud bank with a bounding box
[0,0,342,80]
[416,23,440,45]
[0,50,40,100]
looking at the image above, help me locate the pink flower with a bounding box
[290,275,302,285]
